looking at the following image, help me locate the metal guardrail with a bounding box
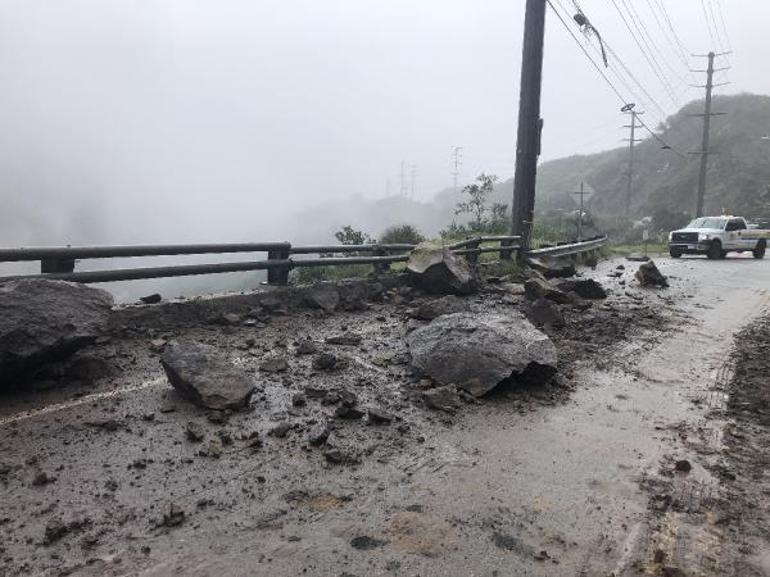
[0,234,605,286]
[526,235,608,259]
[0,236,523,285]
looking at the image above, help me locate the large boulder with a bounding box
[0,279,113,382]
[635,260,669,288]
[161,343,255,410]
[409,295,468,321]
[524,277,572,304]
[302,284,340,312]
[555,278,607,300]
[525,298,565,329]
[406,312,557,397]
[526,257,576,279]
[406,242,476,295]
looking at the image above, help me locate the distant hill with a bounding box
[295,93,770,243]
[532,93,770,219]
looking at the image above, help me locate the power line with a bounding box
[712,0,733,53]
[621,0,687,93]
[654,0,691,58]
[556,0,669,119]
[643,0,696,84]
[546,0,686,158]
[609,0,680,107]
[700,0,720,51]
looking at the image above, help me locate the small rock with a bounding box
[295,340,318,355]
[334,406,365,420]
[162,504,185,528]
[139,293,162,305]
[325,333,362,346]
[422,385,462,413]
[350,535,387,550]
[368,408,394,425]
[674,459,692,473]
[149,338,168,353]
[260,357,289,373]
[338,389,357,408]
[291,393,307,407]
[307,424,330,446]
[312,353,339,371]
[85,418,123,432]
[221,313,242,326]
[31,471,55,486]
[268,422,293,438]
[43,516,90,545]
[324,447,360,465]
[244,431,262,450]
[636,260,669,288]
[185,421,205,442]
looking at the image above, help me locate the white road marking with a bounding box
[0,377,167,427]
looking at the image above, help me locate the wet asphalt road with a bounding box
[1,253,769,577]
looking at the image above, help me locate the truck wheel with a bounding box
[707,240,723,260]
[753,240,766,259]
[669,249,682,259]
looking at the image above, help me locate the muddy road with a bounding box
[1,255,769,577]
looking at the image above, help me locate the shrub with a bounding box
[379,224,424,245]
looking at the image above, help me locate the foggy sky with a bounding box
[1,0,768,247]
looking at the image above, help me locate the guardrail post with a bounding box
[41,258,75,274]
[372,245,390,275]
[465,238,481,265]
[500,239,514,261]
[267,243,291,285]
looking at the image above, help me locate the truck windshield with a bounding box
[686,217,726,229]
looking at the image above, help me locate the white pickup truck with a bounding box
[668,216,768,260]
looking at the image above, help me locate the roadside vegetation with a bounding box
[290,170,690,285]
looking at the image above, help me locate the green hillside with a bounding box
[532,93,770,219]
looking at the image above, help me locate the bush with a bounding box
[334,226,372,246]
[292,264,372,284]
[379,224,424,245]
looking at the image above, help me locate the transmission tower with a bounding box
[451,146,463,194]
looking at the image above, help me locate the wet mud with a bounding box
[0,255,768,576]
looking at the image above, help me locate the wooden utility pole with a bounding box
[573,182,585,242]
[511,0,547,255]
[695,52,715,218]
[691,51,729,217]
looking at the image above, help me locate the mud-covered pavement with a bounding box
[1,255,769,577]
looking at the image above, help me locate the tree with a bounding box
[334,225,372,246]
[455,173,499,231]
[379,224,424,245]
